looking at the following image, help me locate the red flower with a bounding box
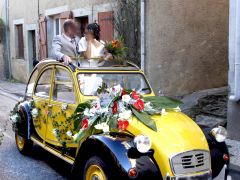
[81,118,88,129]
[112,101,118,114]
[131,90,140,100]
[112,40,119,48]
[121,89,127,97]
[133,99,144,111]
[118,120,129,131]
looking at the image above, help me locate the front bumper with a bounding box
[165,164,228,180]
[165,171,212,180]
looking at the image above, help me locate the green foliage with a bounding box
[105,36,127,59]
[97,82,108,94]
[131,107,157,132]
[73,102,91,131]
[144,96,183,110]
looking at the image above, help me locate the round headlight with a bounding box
[210,126,227,142]
[134,135,152,153]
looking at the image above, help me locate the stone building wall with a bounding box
[0,43,4,79]
[145,0,229,96]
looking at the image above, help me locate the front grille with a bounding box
[170,150,210,175]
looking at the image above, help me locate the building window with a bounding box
[54,18,61,36]
[15,24,24,59]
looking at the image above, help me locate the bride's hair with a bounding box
[87,23,101,41]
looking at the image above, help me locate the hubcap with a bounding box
[16,134,25,150]
[86,165,106,180]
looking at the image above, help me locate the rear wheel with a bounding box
[84,156,108,180]
[15,133,33,155]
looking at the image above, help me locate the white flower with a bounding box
[52,128,58,137]
[10,114,19,123]
[89,108,97,116]
[83,108,95,117]
[93,99,101,110]
[161,108,168,116]
[72,134,77,141]
[61,103,68,111]
[31,108,39,119]
[98,107,109,114]
[18,97,24,102]
[66,130,72,137]
[95,122,109,133]
[113,84,122,93]
[122,95,131,103]
[173,106,181,112]
[119,110,132,120]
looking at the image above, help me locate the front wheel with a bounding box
[83,156,108,180]
[15,133,33,155]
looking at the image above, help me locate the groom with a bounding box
[51,19,79,65]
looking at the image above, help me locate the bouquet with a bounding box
[105,37,127,60]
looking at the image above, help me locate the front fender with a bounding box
[72,133,161,179]
[202,128,229,178]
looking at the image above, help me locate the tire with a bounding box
[83,156,110,180]
[15,132,33,155]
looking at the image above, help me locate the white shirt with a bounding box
[78,37,106,67]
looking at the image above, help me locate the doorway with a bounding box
[75,16,89,38]
[28,30,37,72]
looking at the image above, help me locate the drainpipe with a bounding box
[140,0,145,71]
[229,0,240,102]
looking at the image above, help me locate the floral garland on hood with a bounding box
[71,83,182,143]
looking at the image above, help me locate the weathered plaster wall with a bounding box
[145,0,229,96]
[0,43,4,79]
[9,0,39,82]
[8,0,113,82]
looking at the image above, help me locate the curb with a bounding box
[229,164,240,179]
[0,87,22,101]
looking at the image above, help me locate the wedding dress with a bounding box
[78,37,105,67]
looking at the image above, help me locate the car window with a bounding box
[53,67,76,104]
[26,68,39,97]
[78,73,151,96]
[34,68,52,98]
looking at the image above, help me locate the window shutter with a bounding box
[98,11,114,42]
[39,16,48,60]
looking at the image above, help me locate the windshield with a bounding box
[78,73,151,96]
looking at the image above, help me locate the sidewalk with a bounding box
[0,80,25,100]
[0,80,239,177]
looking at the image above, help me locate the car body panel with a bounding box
[127,112,209,177]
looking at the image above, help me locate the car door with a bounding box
[45,66,78,147]
[33,67,54,140]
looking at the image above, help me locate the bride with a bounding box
[78,23,112,67]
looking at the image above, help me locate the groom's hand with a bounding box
[62,55,72,65]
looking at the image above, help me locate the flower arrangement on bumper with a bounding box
[71,83,182,143]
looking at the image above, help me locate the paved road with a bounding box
[0,94,71,179]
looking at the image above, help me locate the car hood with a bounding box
[127,111,209,177]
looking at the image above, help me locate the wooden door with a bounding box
[98,11,114,42]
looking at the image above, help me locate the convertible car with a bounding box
[12,60,229,180]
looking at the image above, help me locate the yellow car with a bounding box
[12,60,229,180]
